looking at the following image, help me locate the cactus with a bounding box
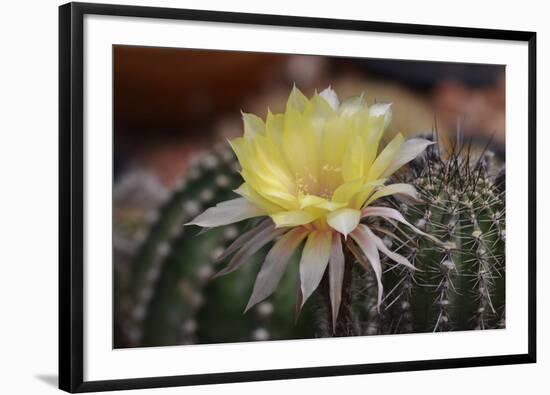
[114,144,316,348]
[376,138,505,333]
[310,138,505,337]
[115,136,505,347]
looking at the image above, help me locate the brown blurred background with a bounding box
[114,45,504,188]
[113,46,505,348]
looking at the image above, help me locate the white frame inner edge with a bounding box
[83,14,529,381]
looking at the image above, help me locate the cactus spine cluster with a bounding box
[380,140,505,333]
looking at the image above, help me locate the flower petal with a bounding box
[300,231,333,307]
[349,179,388,209]
[362,225,415,271]
[350,224,383,311]
[362,115,386,170]
[381,138,434,178]
[332,178,364,203]
[365,183,419,206]
[265,110,284,142]
[245,227,309,312]
[361,206,438,242]
[282,108,319,190]
[215,219,272,263]
[362,205,412,224]
[242,112,265,139]
[299,195,346,211]
[186,197,265,228]
[295,282,303,322]
[342,134,365,182]
[228,136,251,170]
[286,84,308,113]
[271,210,318,228]
[234,183,282,214]
[328,234,345,333]
[213,224,285,278]
[252,135,296,189]
[239,170,298,211]
[321,117,355,192]
[339,95,365,116]
[369,103,392,129]
[367,133,404,180]
[299,194,328,209]
[327,208,361,238]
[319,86,340,110]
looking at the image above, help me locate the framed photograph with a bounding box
[59,2,536,392]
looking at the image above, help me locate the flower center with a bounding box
[295,162,343,198]
[295,168,318,196]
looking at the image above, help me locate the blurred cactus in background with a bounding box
[114,144,316,348]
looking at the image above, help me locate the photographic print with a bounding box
[113,46,506,348]
[60,3,535,391]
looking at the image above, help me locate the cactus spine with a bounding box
[381,140,505,333]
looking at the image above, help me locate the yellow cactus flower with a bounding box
[187,86,433,332]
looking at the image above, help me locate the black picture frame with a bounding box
[59,2,537,392]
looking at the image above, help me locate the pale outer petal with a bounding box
[186,197,265,227]
[350,224,383,311]
[369,102,392,129]
[329,234,345,333]
[299,231,333,307]
[365,183,419,206]
[339,95,365,116]
[245,227,309,312]
[361,206,441,245]
[367,133,404,180]
[327,208,361,238]
[319,86,340,110]
[271,210,318,228]
[214,224,285,278]
[363,225,415,271]
[215,219,273,263]
[242,112,265,139]
[381,138,434,178]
